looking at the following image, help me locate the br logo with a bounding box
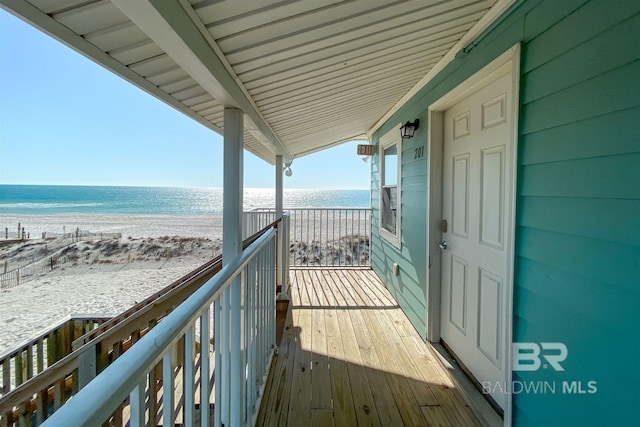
[512,343,568,371]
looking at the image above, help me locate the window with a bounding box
[379,129,401,247]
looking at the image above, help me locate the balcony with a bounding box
[0,210,481,426]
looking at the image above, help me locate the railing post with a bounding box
[280,213,290,298]
[275,155,286,301]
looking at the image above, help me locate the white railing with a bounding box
[244,208,371,267]
[41,228,278,427]
[243,212,290,297]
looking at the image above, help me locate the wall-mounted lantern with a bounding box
[400,119,420,139]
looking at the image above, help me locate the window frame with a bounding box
[379,125,402,248]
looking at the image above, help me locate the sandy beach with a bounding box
[0,213,224,240]
[0,212,370,355]
[0,214,224,355]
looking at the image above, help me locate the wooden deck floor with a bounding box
[258,268,483,426]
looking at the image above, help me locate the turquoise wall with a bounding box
[370,0,640,424]
[371,119,429,336]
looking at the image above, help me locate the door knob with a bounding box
[438,241,448,250]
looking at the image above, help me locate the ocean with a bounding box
[0,185,370,215]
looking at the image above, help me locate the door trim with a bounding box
[425,43,521,427]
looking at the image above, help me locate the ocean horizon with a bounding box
[0,185,371,215]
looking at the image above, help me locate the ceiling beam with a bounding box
[111,0,292,163]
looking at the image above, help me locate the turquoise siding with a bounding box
[371,124,428,335]
[370,0,640,424]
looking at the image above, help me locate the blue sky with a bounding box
[0,9,370,189]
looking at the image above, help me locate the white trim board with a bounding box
[425,43,521,427]
[378,124,403,249]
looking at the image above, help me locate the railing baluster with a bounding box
[257,254,264,382]
[269,239,276,351]
[262,248,268,377]
[245,261,253,415]
[162,351,174,427]
[112,401,124,427]
[264,243,269,362]
[184,327,195,427]
[129,378,146,427]
[230,270,242,426]
[286,214,290,282]
[15,350,23,387]
[202,307,211,427]
[2,358,9,394]
[359,209,362,266]
[313,210,316,258]
[319,209,322,264]
[19,403,31,427]
[26,346,33,381]
[53,378,64,410]
[147,361,160,426]
[36,388,47,424]
[338,209,347,266]
[213,302,220,427]
[270,240,275,356]
[221,285,230,425]
[331,209,335,266]
[36,339,44,374]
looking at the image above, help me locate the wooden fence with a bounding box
[0,231,122,290]
[0,316,112,397]
[0,256,70,290]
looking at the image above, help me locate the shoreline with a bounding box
[0,213,225,239]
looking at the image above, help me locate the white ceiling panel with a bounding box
[108,39,164,66]
[223,0,488,67]
[2,0,508,164]
[84,22,147,53]
[52,0,126,35]
[128,54,178,78]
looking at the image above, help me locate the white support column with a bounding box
[275,155,285,299]
[223,107,244,426]
[223,108,244,263]
[275,155,283,219]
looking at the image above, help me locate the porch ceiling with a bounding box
[1,0,511,164]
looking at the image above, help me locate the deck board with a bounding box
[258,268,484,426]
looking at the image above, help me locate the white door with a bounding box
[440,71,513,410]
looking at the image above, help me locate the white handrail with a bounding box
[42,228,277,427]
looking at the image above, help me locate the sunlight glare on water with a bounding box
[0,185,370,215]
